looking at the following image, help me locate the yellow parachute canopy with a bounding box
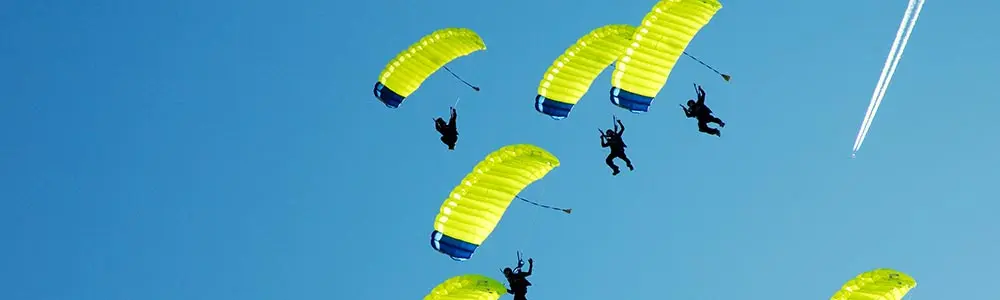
[609,0,722,113]
[429,144,560,261]
[424,274,507,300]
[373,28,486,108]
[534,24,636,119]
[831,268,917,300]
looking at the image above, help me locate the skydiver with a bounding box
[503,256,534,300]
[680,83,726,137]
[434,107,458,150]
[600,117,633,176]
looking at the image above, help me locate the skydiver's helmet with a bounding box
[687,99,696,107]
[503,267,514,277]
[605,129,615,136]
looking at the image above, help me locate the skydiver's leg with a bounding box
[698,121,720,136]
[616,152,634,170]
[605,153,620,175]
[441,135,457,150]
[707,116,725,127]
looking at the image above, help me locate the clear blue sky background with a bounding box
[1,0,997,299]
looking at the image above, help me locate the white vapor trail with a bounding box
[851,0,926,157]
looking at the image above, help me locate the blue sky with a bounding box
[1,0,997,299]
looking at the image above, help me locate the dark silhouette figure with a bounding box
[681,84,725,137]
[503,257,533,300]
[601,118,634,176]
[434,107,458,150]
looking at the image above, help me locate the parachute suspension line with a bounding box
[453,97,461,108]
[514,251,525,273]
[502,251,527,275]
[442,66,482,92]
[682,52,731,82]
[515,195,572,214]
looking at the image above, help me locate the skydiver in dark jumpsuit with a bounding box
[503,257,533,300]
[434,107,458,150]
[601,118,634,176]
[681,84,726,137]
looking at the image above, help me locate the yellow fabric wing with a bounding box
[831,268,917,300]
[534,24,635,119]
[609,0,722,113]
[373,28,486,108]
[429,144,560,261]
[424,274,507,300]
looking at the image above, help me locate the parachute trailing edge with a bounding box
[430,144,560,261]
[535,24,636,119]
[373,28,486,108]
[830,268,916,300]
[424,274,507,300]
[610,0,722,113]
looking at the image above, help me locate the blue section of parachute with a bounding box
[609,86,653,113]
[430,230,478,261]
[373,81,406,108]
[534,95,574,120]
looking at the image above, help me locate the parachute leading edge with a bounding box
[830,268,916,300]
[424,274,507,300]
[430,144,560,261]
[535,24,635,119]
[373,28,486,108]
[609,0,722,113]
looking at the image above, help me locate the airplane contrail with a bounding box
[851,0,926,157]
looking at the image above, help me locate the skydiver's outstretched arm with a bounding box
[696,85,706,105]
[448,107,457,127]
[600,135,609,148]
[680,105,694,118]
[616,119,625,135]
[434,118,445,133]
[521,259,533,277]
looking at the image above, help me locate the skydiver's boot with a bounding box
[612,166,620,176]
[621,154,634,171]
[702,128,720,137]
[706,116,725,128]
